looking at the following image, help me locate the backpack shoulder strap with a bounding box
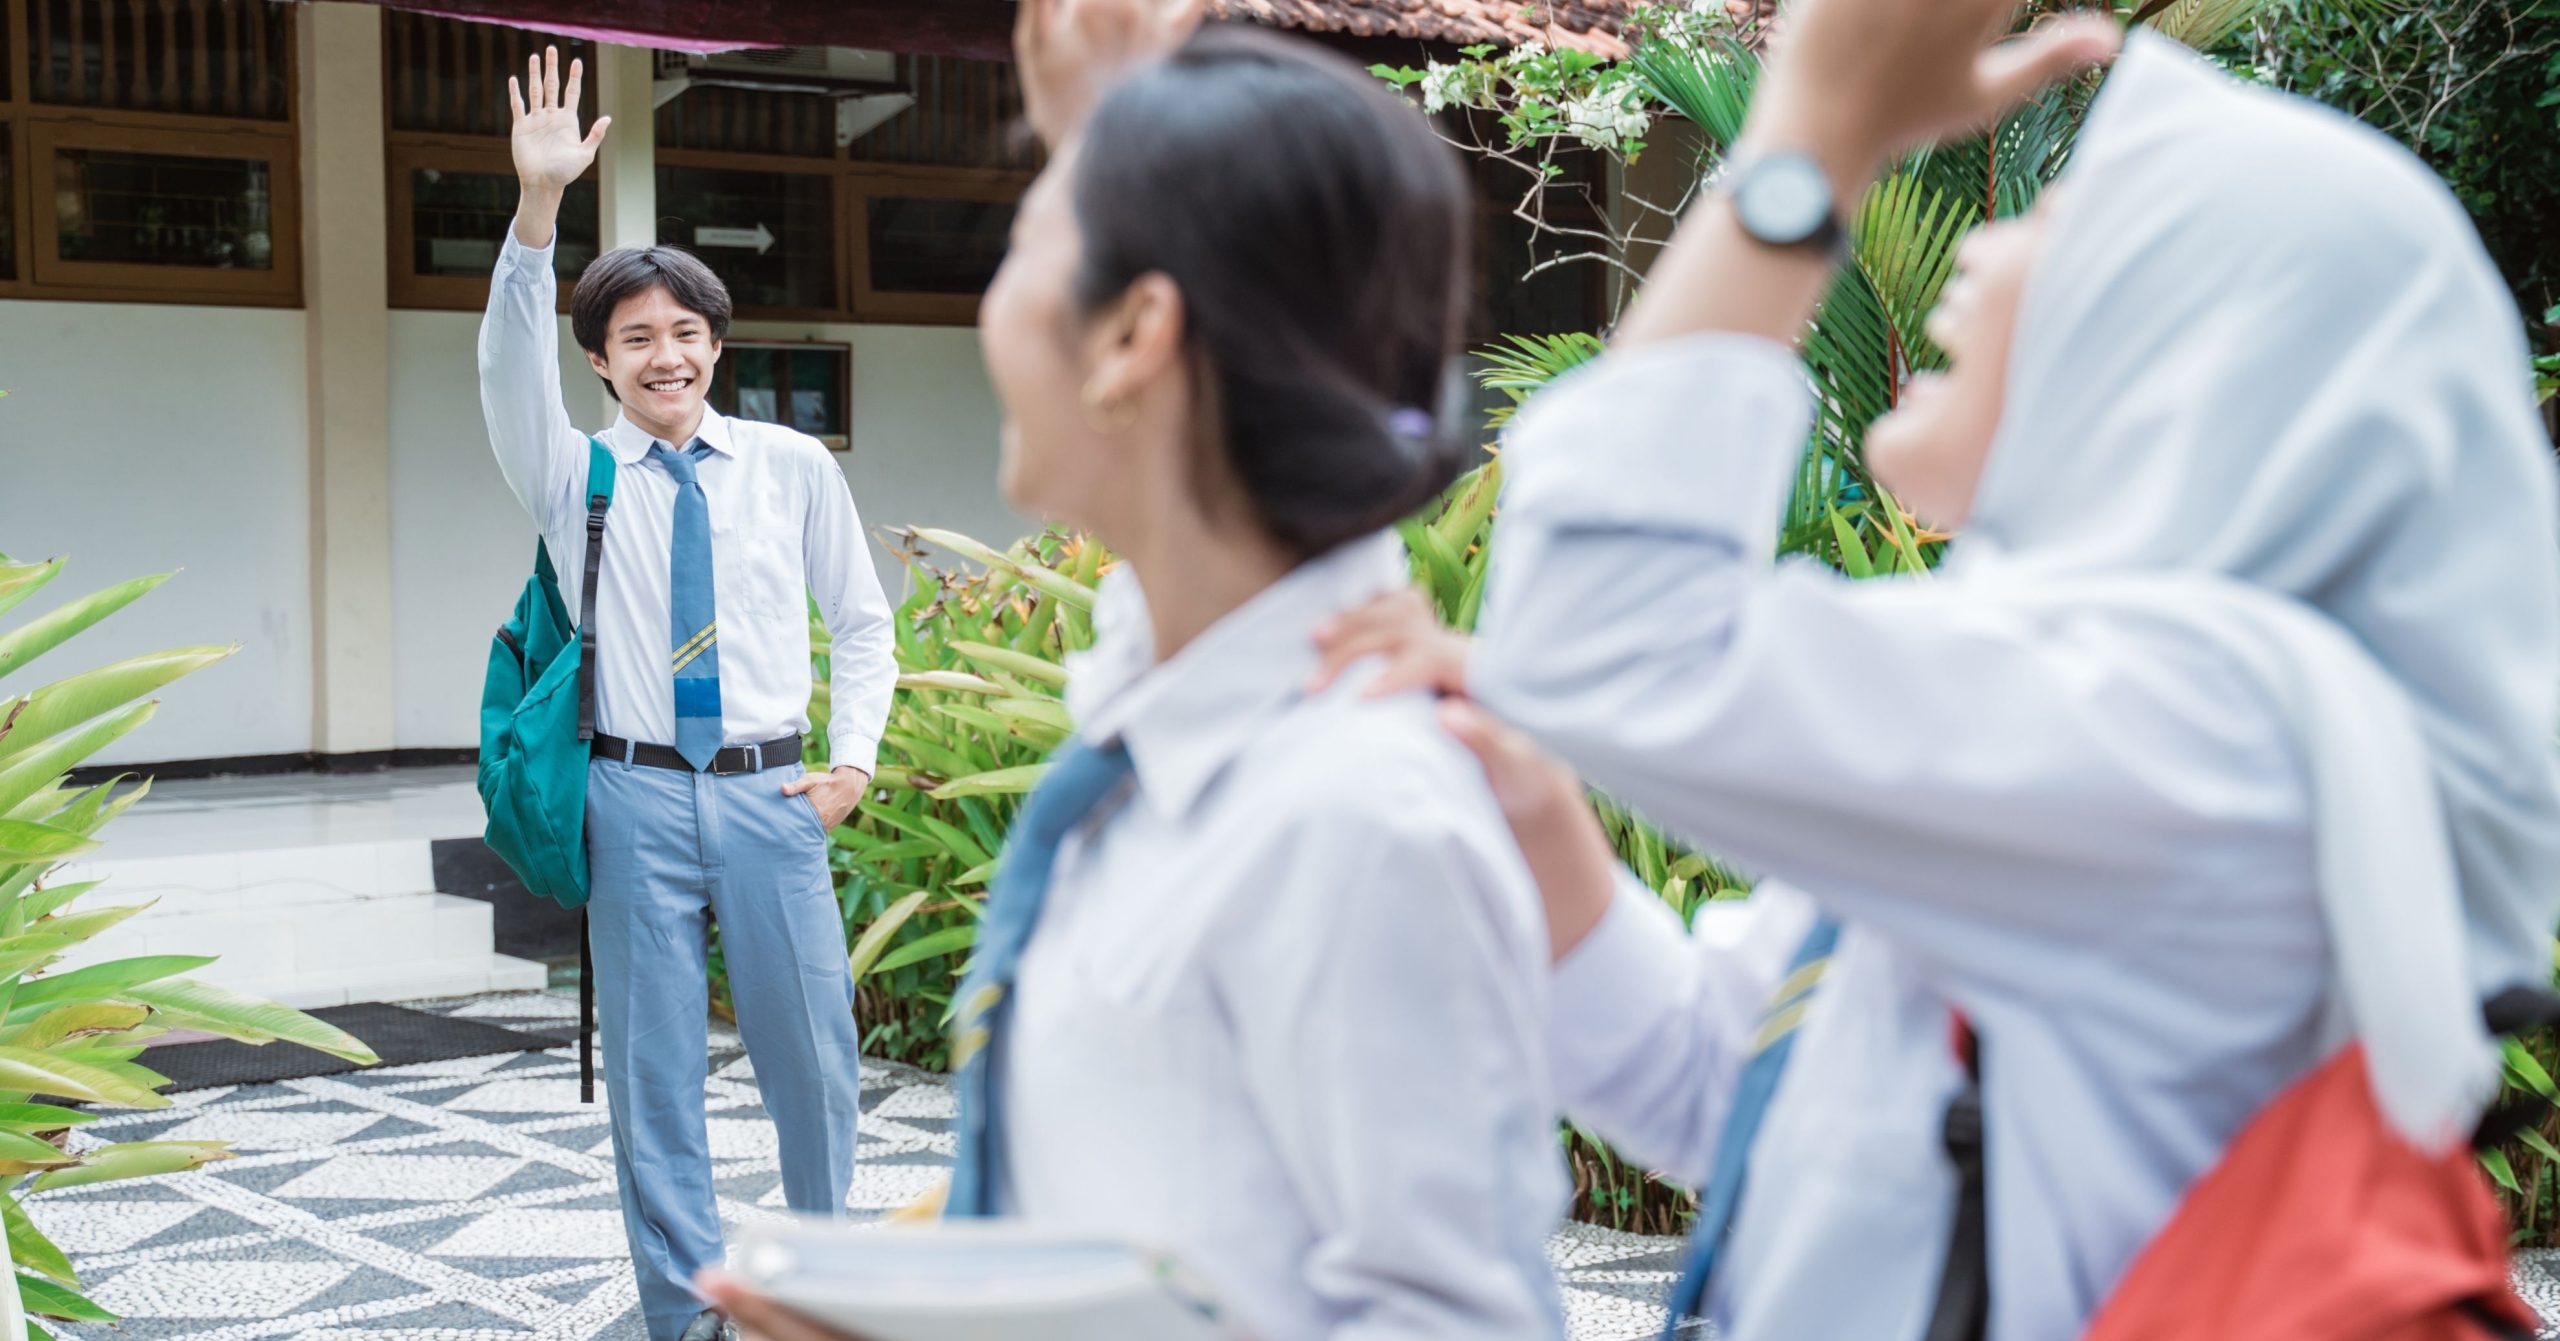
[576,439,614,743]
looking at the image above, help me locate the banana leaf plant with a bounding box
[0,543,377,1337]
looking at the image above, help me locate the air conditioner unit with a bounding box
[652,48,915,145]
[689,47,895,83]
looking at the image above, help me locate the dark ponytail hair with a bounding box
[1069,26,1474,559]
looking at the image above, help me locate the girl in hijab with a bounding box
[1314,0,2560,1336]
[705,3,1574,1339]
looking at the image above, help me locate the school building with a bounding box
[4,0,1637,771]
[1,0,1640,1004]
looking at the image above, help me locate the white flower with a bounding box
[1563,86,1651,152]
[1507,38,1548,64]
[1420,61,1466,114]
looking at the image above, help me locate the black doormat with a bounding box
[146,1002,573,1092]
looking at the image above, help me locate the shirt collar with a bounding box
[1065,530,1412,823]
[602,406,737,465]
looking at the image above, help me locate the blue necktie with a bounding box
[946,736,1136,1217]
[1659,916,1842,1335]
[649,442,723,771]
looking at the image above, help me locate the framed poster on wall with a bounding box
[713,341,852,452]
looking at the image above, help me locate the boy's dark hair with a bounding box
[1071,27,1474,560]
[569,246,734,401]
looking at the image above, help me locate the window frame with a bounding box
[654,145,851,325]
[846,163,1027,327]
[379,19,1032,328]
[714,337,853,452]
[26,112,300,305]
[385,135,593,313]
[0,0,304,307]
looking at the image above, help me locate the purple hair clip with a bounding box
[1388,407,1437,441]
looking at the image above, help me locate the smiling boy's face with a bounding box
[585,284,723,443]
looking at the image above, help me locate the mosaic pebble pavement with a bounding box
[30,989,2560,1340]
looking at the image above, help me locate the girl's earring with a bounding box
[1081,379,1137,434]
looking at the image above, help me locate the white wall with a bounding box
[0,301,316,765]
[385,312,1023,751]
[737,319,1027,550]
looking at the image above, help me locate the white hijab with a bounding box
[1958,32,2560,1149]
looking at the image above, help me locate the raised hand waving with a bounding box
[508,46,610,194]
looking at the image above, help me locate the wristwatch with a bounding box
[1725,151,1850,262]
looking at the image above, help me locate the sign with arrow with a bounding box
[695,223,777,256]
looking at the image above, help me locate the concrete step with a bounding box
[47,825,550,1008]
[52,839,436,917]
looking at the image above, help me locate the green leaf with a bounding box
[0,572,174,684]
[0,1045,166,1108]
[0,559,65,625]
[0,822,93,865]
[0,1002,153,1051]
[0,647,234,762]
[2506,1036,2559,1099]
[7,955,214,1018]
[2482,1145,2522,1193]
[120,979,380,1063]
[867,925,977,977]
[949,641,1069,689]
[931,765,1047,800]
[2,1196,78,1287]
[1828,510,1875,580]
[0,1130,77,1168]
[0,701,157,816]
[30,1140,230,1192]
[911,530,1096,611]
[14,1273,114,1324]
[0,1103,94,1132]
[845,889,934,981]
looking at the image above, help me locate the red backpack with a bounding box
[1923,997,2550,1341]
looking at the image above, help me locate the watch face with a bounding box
[1737,154,1834,247]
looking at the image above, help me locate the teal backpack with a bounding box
[478,438,614,1100]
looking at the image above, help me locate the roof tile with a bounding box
[1214,0,1638,56]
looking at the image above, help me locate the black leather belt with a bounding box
[591,731,803,775]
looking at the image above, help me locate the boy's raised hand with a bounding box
[1751,0,2118,181]
[1016,0,1206,148]
[508,46,610,197]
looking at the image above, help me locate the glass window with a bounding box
[53,146,273,270]
[411,167,598,281]
[864,195,1012,296]
[656,164,835,311]
[713,343,851,450]
[0,132,15,282]
[32,0,291,121]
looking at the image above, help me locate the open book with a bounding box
[733,1217,1247,1341]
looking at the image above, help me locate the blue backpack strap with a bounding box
[575,438,615,743]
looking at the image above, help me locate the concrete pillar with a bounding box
[297,2,395,757]
[593,43,660,421]
[595,44,659,253]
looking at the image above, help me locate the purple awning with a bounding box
[341,0,1021,60]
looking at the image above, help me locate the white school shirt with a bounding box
[1475,335,2330,1341]
[477,234,896,772]
[1001,531,1571,1341]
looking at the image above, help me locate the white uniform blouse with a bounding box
[1001,532,1571,1341]
[1475,335,2332,1341]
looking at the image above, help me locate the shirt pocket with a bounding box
[710,508,805,621]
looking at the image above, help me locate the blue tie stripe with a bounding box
[946,737,1136,1217]
[649,443,723,771]
[1659,917,1841,1335]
